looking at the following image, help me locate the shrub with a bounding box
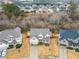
[75,48,79,52]
[16,44,22,49]
[67,47,73,50]
[45,43,49,46]
[0,25,14,31]
[7,45,14,49]
[38,42,44,45]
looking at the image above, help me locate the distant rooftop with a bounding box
[59,29,79,40]
[15,0,79,4]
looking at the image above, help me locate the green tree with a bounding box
[2,3,24,20]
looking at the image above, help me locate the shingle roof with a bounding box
[59,29,79,40]
[59,29,79,48]
[30,28,50,36]
[0,27,21,43]
[30,28,50,43]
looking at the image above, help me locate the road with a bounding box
[59,46,68,59]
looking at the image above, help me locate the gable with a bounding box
[59,29,79,48]
[30,28,50,43]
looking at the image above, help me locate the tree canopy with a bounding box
[2,3,23,18]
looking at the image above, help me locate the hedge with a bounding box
[7,45,14,49]
[38,42,44,45]
[16,44,22,49]
[75,48,79,52]
[45,43,49,46]
[67,47,73,50]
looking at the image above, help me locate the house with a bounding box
[0,43,8,57]
[59,29,79,48]
[0,0,15,4]
[0,27,22,57]
[30,28,50,45]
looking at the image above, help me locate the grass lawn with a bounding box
[67,49,79,59]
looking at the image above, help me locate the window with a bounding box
[38,34,43,40]
[73,39,78,43]
[45,34,50,39]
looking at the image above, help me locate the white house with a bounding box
[0,0,15,4]
[0,27,22,57]
[30,28,50,45]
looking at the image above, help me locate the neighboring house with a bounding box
[59,29,79,48]
[0,27,22,57]
[16,1,34,12]
[0,0,15,4]
[30,28,50,45]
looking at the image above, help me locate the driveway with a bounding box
[59,46,68,59]
[0,57,5,59]
[30,46,38,59]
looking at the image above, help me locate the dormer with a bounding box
[38,34,43,40]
